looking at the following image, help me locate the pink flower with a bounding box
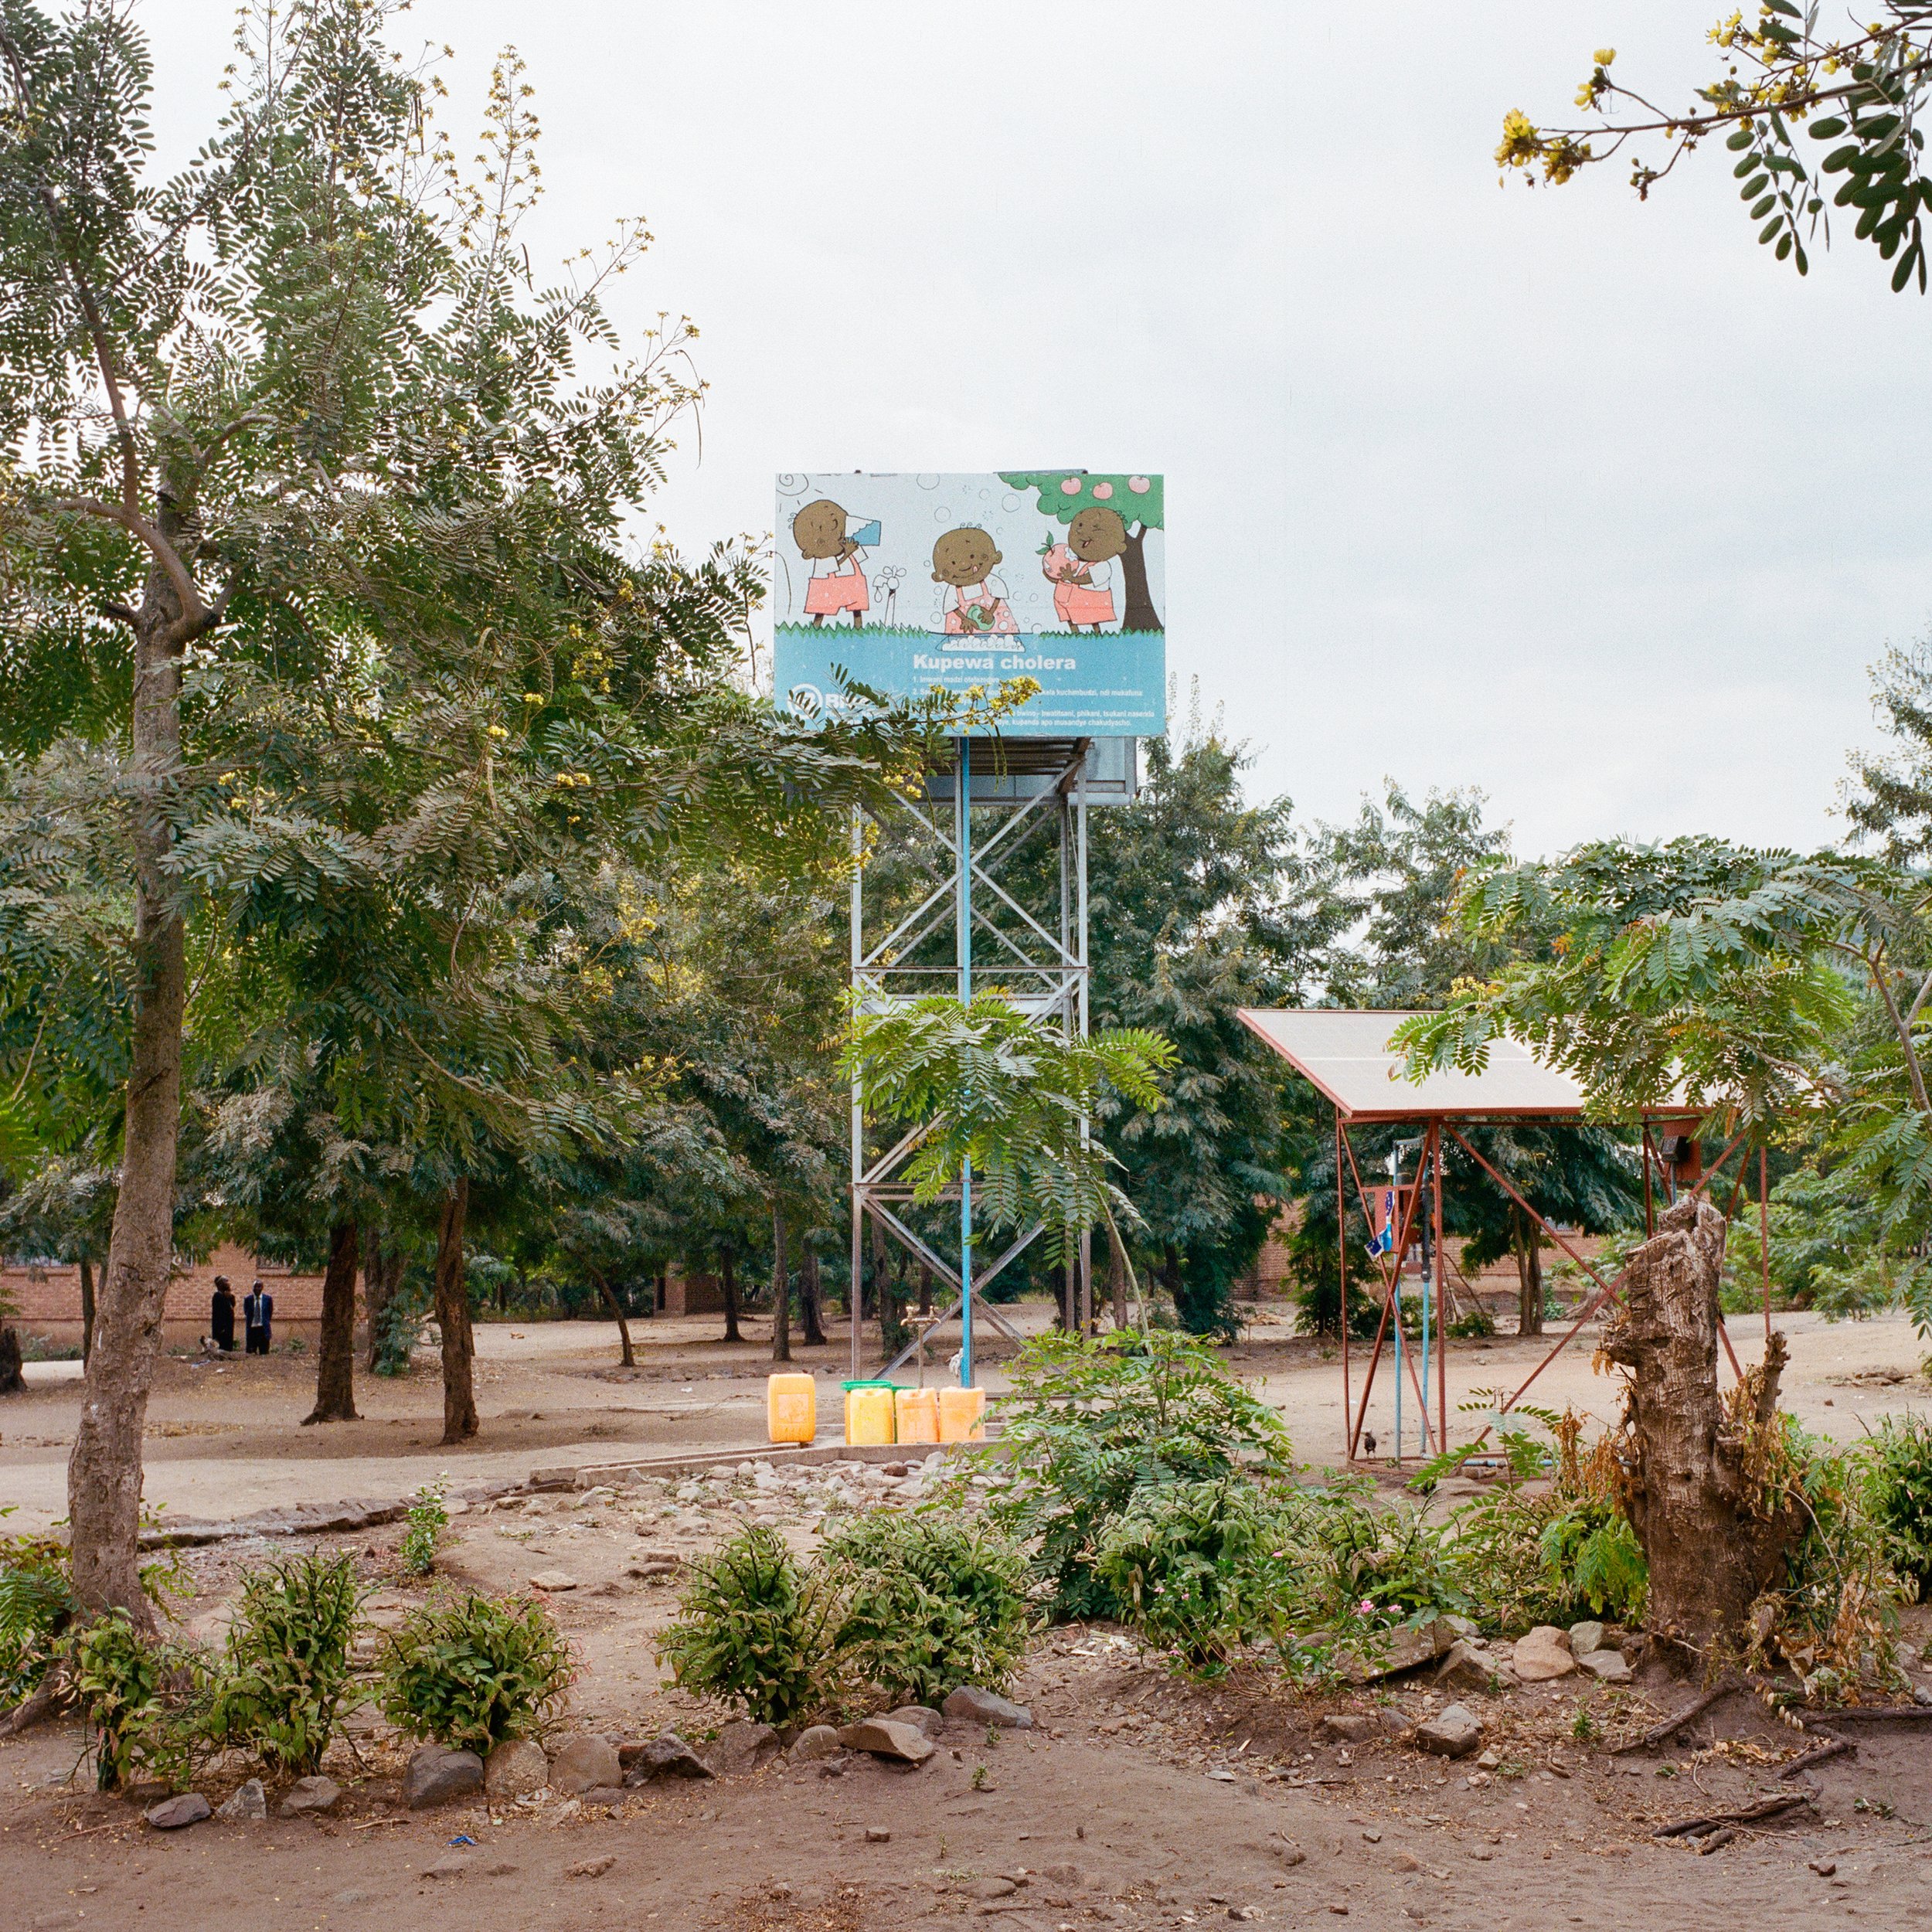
[1357,1597,1376,1616]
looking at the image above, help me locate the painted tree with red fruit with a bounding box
[1001,472,1165,634]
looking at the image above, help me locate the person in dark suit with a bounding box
[243,1280,274,1355]
[210,1276,236,1352]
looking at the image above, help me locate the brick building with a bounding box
[2,1243,328,1350]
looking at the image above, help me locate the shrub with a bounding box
[825,1512,1032,1705]
[975,1332,1294,1621]
[1860,1413,1932,1594]
[1094,1476,1275,1673]
[400,1482,449,1577]
[379,1591,573,1753]
[657,1527,845,1726]
[66,1613,208,1792]
[0,1518,77,1708]
[205,1553,362,1775]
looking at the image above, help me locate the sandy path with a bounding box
[2,1304,1927,1532]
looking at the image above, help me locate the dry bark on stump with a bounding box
[1602,1196,1801,1653]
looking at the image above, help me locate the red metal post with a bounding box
[1337,1109,1349,1458]
[1340,1124,1434,1459]
[1431,1121,1447,1454]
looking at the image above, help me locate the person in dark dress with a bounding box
[210,1276,237,1352]
[243,1280,274,1355]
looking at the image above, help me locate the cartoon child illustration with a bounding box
[793,498,871,627]
[931,526,1018,638]
[1046,504,1127,633]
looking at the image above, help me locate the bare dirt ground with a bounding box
[5,1300,1932,1928]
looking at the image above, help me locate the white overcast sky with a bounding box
[141,2,1932,859]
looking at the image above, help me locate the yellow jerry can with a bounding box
[844,1382,897,1447]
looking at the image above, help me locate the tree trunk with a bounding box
[1108,1222,1129,1329]
[434,1180,478,1443]
[918,1261,934,1318]
[78,1251,95,1366]
[304,1219,361,1424]
[771,1206,791,1363]
[1120,523,1163,633]
[593,1270,634,1369]
[0,1326,23,1395]
[878,1229,908,1358]
[361,1222,383,1370]
[719,1246,743,1343]
[1515,1214,1545,1338]
[67,583,190,1624]
[799,1247,828,1346]
[1601,1197,1801,1652]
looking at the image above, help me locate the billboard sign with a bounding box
[774,471,1165,734]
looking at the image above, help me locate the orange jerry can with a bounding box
[894,1386,940,1444]
[937,1386,987,1443]
[767,1372,817,1446]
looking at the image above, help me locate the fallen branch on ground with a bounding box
[1614,1676,1738,1753]
[1655,1791,1815,1839]
[1802,1704,1932,1724]
[1778,1737,1855,1778]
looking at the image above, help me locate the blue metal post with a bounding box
[957,736,974,1388]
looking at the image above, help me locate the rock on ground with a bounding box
[703,1720,781,1777]
[1321,1713,1375,1742]
[886,1706,944,1739]
[279,1775,342,1816]
[790,1725,842,1762]
[1568,1620,1607,1658]
[1415,1702,1483,1759]
[144,1794,212,1830]
[1511,1626,1577,1681]
[623,1734,713,1784]
[1437,1640,1519,1694]
[567,1855,617,1878]
[838,1717,936,1764]
[216,1779,266,1822]
[1342,1615,1461,1684]
[528,1570,578,1592]
[550,1733,623,1795]
[942,1685,1034,1729]
[484,1738,549,1799]
[403,1746,485,1809]
[1577,1648,1634,1683]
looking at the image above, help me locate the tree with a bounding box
[843,992,1176,1315]
[0,0,976,1614]
[1497,9,1932,291]
[1085,729,1331,1335]
[999,471,1165,633]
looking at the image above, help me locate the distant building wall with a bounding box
[2,1241,329,1349]
[660,1267,726,1317]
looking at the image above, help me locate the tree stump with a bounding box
[1601,1196,1800,1652]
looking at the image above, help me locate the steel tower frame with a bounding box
[848,736,1133,1383]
